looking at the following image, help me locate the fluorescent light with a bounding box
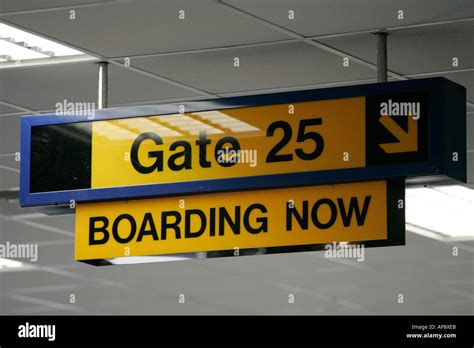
[108,255,192,265]
[406,185,474,241]
[0,39,48,60]
[0,258,37,272]
[0,22,91,67]
[0,23,82,57]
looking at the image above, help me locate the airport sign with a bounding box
[75,179,405,265]
[20,77,465,206]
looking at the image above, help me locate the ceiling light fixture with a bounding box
[0,258,37,272]
[108,255,193,265]
[0,54,12,61]
[0,22,95,68]
[406,185,474,241]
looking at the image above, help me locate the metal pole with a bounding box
[375,32,388,83]
[97,61,108,109]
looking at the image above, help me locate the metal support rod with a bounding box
[97,61,108,109]
[375,32,388,83]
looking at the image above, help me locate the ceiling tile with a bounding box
[0,104,24,115]
[0,166,19,188]
[3,1,289,58]
[468,152,474,184]
[108,64,203,104]
[0,62,200,111]
[318,22,474,75]
[0,0,114,13]
[19,242,76,266]
[0,219,71,244]
[130,41,376,94]
[0,269,80,292]
[225,0,474,37]
[21,215,74,233]
[0,114,20,155]
[1,63,96,111]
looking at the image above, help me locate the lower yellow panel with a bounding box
[75,180,387,261]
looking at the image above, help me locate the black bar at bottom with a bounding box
[0,315,472,345]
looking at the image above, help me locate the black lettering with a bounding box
[266,121,293,163]
[185,209,207,238]
[244,203,267,234]
[196,131,211,168]
[161,211,181,240]
[337,196,371,227]
[112,214,137,243]
[168,141,192,171]
[137,212,159,241]
[131,132,163,174]
[286,201,308,231]
[311,198,337,229]
[89,216,109,245]
[209,207,216,236]
[219,206,241,235]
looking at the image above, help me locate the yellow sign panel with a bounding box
[75,180,387,262]
[91,98,365,188]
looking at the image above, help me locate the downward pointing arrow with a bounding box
[378,115,418,154]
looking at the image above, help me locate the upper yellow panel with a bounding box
[91,97,365,188]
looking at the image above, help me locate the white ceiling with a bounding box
[0,0,473,315]
[224,0,474,37]
[126,41,377,93]
[318,22,474,75]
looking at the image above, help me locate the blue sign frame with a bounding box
[20,77,466,207]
